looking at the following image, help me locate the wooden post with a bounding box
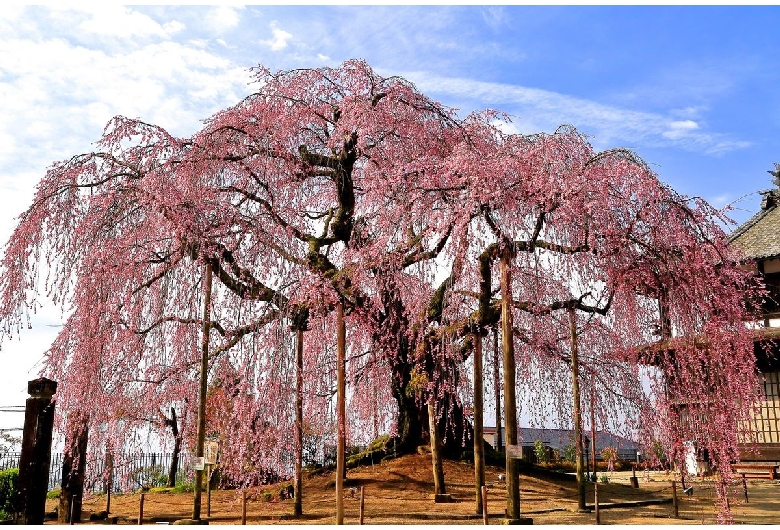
[138,493,145,525]
[192,261,213,521]
[207,464,212,517]
[742,474,748,503]
[594,482,600,524]
[69,495,77,525]
[493,327,502,452]
[569,308,587,512]
[336,302,346,525]
[672,480,678,518]
[500,250,521,521]
[359,486,365,525]
[630,465,639,488]
[481,485,488,525]
[429,402,446,495]
[241,489,247,525]
[473,332,485,515]
[295,327,304,517]
[105,445,113,515]
[18,378,57,525]
[590,373,597,483]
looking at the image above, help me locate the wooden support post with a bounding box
[207,464,212,517]
[359,486,364,525]
[481,485,488,525]
[192,261,213,521]
[569,308,586,512]
[336,302,346,525]
[241,489,247,525]
[493,328,502,453]
[138,493,145,525]
[500,251,521,521]
[630,465,639,488]
[70,495,78,525]
[672,480,678,518]
[429,402,446,496]
[294,327,304,517]
[594,482,600,525]
[473,332,485,515]
[742,474,748,504]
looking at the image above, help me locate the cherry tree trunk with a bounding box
[500,251,520,520]
[166,407,181,488]
[336,302,346,525]
[568,308,586,511]
[473,333,485,514]
[294,328,304,517]
[58,412,89,524]
[192,261,212,521]
[428,402,446,495]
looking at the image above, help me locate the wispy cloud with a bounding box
[405,72,750,155]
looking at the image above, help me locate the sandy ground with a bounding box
[46,454,780,525]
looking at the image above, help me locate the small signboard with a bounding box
[193,457,205,471]
[204,440,220,465]
[506,444,523,459]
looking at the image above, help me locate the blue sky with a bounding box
[1,5,779,420]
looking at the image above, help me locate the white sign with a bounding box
[204,441,219,465]
[506,444,523,459]
[193,457,205,471]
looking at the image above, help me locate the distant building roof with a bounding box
[730,189,780,261]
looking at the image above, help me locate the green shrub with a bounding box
[0,468,19,516]
[46,488,61,500]
[533,440,549,464]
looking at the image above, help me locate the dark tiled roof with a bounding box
[729,202,780,260]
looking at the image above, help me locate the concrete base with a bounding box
[172,519,210,525]
[503,516,534,525]
[433,493,455,503]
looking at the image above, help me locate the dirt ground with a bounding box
[48,453,780,525]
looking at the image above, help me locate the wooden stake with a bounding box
[594,482,600,525]
[138,493,145,525]
[742,474,748,503]
[672,480,679,518]
[241,489,247,525]
[481,485,488,525]
[359,486,365,525]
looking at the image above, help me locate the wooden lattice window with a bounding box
[755,371,780,444]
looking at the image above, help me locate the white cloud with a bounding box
[77,6,184,39]
[206,6,242,33]
[662,120,699,140]
[261,22,293,52]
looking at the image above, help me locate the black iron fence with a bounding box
[0,451,194,493]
